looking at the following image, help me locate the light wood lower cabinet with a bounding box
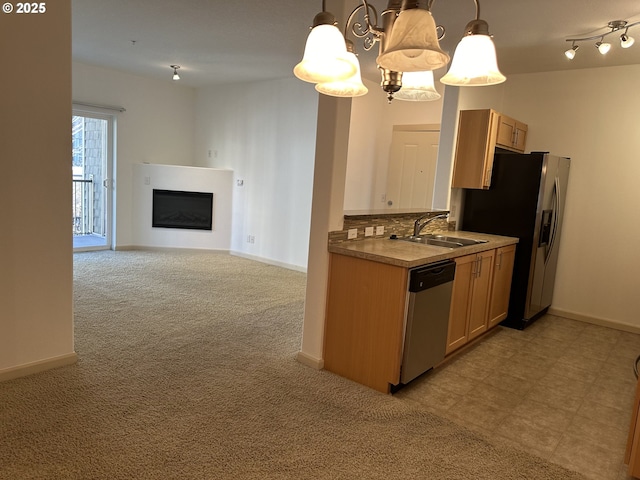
[487,244,516,329]
[626,376,640,478]
[323,253,407,393]
[446,250,495,355]
[324,244,517,392]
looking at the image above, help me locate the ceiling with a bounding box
[72,0,640,89]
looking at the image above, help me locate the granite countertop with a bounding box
[328,231,519,268]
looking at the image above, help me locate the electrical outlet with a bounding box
[380,193,386,203]
[347,228,358,240]
[236,179,244,186]
[365,226,374,237]
[376,226,385,236]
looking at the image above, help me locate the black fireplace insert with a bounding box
[152,189,213,230]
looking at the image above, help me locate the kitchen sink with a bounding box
[399,234,489,248]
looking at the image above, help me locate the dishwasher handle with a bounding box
[409,260,456,292]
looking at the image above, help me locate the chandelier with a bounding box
[293,0,506,102]
[565,20,639,60]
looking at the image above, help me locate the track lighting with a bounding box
[565,19,640,60]
[170,65,181,81]
[294,0,505,102]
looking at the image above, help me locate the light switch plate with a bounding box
[365,226,374,237]
[348,228,358,240]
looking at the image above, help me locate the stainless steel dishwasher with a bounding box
[400,260,456,385]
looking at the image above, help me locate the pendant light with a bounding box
[315,40,368,97]
[294,0,507,99]
[293,11,355,84]
[440,19,506,86]
[376,1,450,73]
[394,70,441,101]
[170,65,181,81]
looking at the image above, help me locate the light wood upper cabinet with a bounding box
[487,244,516,329]
[496,114,528,152]
[451,109,528,190]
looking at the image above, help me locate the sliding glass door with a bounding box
[72,110,114,251]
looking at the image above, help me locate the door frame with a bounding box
[72,105,116,251]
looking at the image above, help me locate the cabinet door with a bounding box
[467,250,495,341]
[514,121,528,152]
[446,254,475,355]
[451,109,499,189]
[488,245,516,329]
[496,115,516,149]
[324,254,408,393]
[496,115,528,153]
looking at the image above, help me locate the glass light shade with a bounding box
[565,45,579,60]
[596,41,611,54]
[315,52,368,97]
[293,24,355,84]
[394,71,441,101]
[440,34,506,86]
[376,8,450,72]
[621,34,635,48]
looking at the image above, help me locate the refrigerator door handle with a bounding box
[545,176,561,265]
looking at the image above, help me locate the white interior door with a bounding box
[386,129,440,209]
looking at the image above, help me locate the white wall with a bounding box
[501,66,640,330]
[0,1,76,378]
[344,78,446,210]
[194,78,318,270]
[131,164,232,250]
[447,65,640,330]
[72,63,197,248]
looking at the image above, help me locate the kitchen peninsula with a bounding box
[324,228,518,393]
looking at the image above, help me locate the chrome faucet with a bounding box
[413,213,449,237]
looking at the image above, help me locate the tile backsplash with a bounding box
[329,211,454,244]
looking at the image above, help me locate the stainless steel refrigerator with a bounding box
[461,152,570,329]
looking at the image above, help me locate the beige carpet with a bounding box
[0,250,585,479]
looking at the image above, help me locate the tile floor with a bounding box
[396,314,640,480]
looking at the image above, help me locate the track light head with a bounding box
[595,39,611,54]
[565,44,579,60]
[621,32,635,48]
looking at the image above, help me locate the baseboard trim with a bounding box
[0,353,78,383]
[231,251,307,273]
[296,351,324,370]
[548,307,640,335]
[114,245,230,253]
